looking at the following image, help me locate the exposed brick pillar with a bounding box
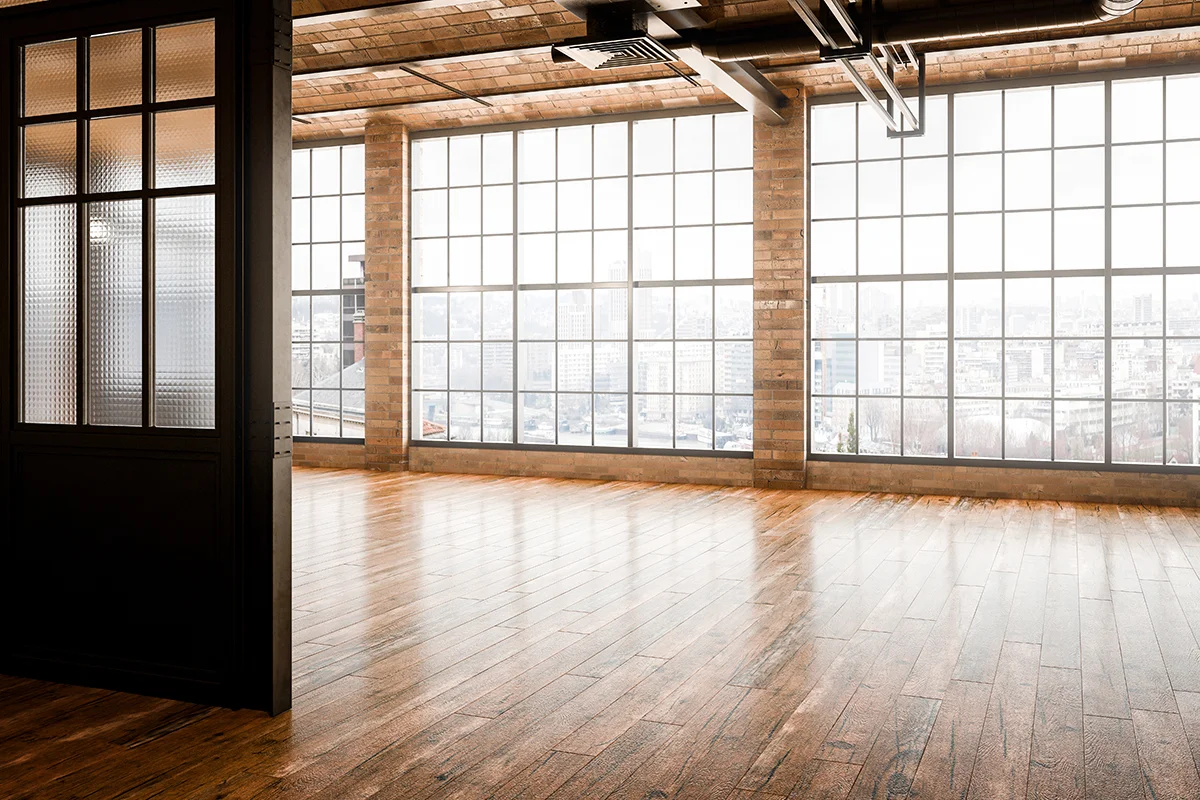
[364,120,410,470]
[753,89,808,489]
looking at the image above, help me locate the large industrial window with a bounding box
[810,72,1200,468]
[291,143,366,439]
[410,112,754,452]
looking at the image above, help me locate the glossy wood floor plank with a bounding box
[3,470,1200,800]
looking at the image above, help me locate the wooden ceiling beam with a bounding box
[293,45,553,82]
[294,0,471,27]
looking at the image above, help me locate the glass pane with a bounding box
[88,201,142,426]
[635,342,672,393]
[1005,87,1051,151]
[858,398,900,455]
[676,395,712,450]
[483,133,513,184]
[676,227,712,281]
[154,195,215,429]
[1005,400,1051,460]
[715,113,752,169]
[292,198,310,244]
[859,161,900,217]
[715,341,752,394]
[519,129,555,182]
[715,285,752,339]
[811,220,855,277]
[1112,402,1164,465]
[1053,148,1104,208]
[23,204,77,424]
[482,185,514,235]
[311,147,339,195]
[714,171,752,224]
[1166,205,1200,268]
[956,399,1001,459]
[1112,77,1163,144]
[483,343,513,392]
[812,340,855,396]
[903,157,947,215]
[954,214,1001,273]
[1055,276,1105,337]
[90,30,141,109]
[1006,278,1051,337]
[595,230,627,281]
[859,218,900,275]
[292,296,310,343]
[634,118,672,175]
[483,392,513,443]
[24,121,76,198]
[594,123,627,178]
[905,96,949,158]
[1005,340,1051,398]
[594,289,627,340]
[519,393,555,444]
[483,235,514,285]
[412,190,447,239]
[595,394,628,447]
[1005,150,1051,211]
[1112,144,1163,205]
[449,237,481,286]
[676,286,712,339]
[904,281,947,338]
[812,283,855,337]
[292,389,311,436]
[1166,340,1200,401]
[558,289,592,340]
[812,396,855,454]
[413,343,447,390]
[811,163,855,219]
[518,183,555,232]
[904,398,947,456]
[904,340,947,397]
[1054,210,1104,271]
[1054,83,1104,147]
[675,115,712,172]
[1168,75,1200,140]
[343,390,365,438]
[634,287,672,339]
[1113,339,1163,399]
[859,282,901,338]
[89,115,141,194]
[633,175,672,227]
[676,342,712,394]
[859,341,900,396]
[292,149,310,198]
[413,139,448,189]
[675,173,712,226]
[1112,275,1163,336]
[414,392,448,440]
[450,187,481,236]
[955,340,1002,397]
[1167,274,1200,336]
[635,395,672,448]
[904,216,947,274]
[594,341,627,393]
[483,291,513,340]
[1005,211,1051,272]
[954,279,1001,338]
[1113,206,1163,270]
[155,20,215,102]
[1167,403,1200,466]
[558,180,592,231]
[342,195,365,240]
[1055,401,1105,462]
[954,91,1001,154]
[450,343,481,390]
[1167,142,1200,203]
[1055,340,1105,399]
[342,145,365,193]
[311,243,339,290]
[812,104,856,163]
[859,103,900,160]
[559,342,591,392]
[518,290,554,340]
[450,136,482,186]
[954,155,1002,213]
[715,225,752,279]
[449,293,480,340]
[24,39,76,117]
[518,233,554,283]
[155,107,215,188]
[559,394,592,446]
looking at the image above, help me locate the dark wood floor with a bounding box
[4,469,1200,799]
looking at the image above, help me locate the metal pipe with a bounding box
[701,0,1144,62]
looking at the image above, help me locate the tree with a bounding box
[845,411,859,454]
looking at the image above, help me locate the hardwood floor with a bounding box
[4,467,1200,799]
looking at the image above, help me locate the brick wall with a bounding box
[807,461,1200,508]
[752,89,809,490]
[409,447,754,486]
[293,441,368,469]
[363,121,411,471]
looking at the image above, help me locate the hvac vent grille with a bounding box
[557,36,676,70]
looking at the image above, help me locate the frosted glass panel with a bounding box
[23,204,77,424]
[89,115,141,193]
[155,21,215,102]
[89,30,142,109]
[24,122,76,198]
[24,39,76,117]
[155,195,215,428]
[88,201,143,426]
[155,107,215,188]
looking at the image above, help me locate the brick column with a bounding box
[363,120,410,470]
[752,88,808,489]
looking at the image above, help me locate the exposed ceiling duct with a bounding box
[700,0,1146,63]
